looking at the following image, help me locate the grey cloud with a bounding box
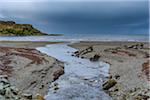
[0,0,149,34]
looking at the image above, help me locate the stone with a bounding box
[53,86,59,90]
[114,74,120,79]
[0,75,8,79]
[22,93,32,99]
[36,94,44,100]
[5,88,13,98]
[135,94,150,100]
[53,69,64,81]
[10,86,19,95]
[0,78,9,84]
[90,54,100,61]
[102,79,117,90]
[0,85,5,95]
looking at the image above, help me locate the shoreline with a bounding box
[0,41,149,99]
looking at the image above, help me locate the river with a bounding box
[36,43,111,100]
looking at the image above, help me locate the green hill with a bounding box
[0,21,49,36]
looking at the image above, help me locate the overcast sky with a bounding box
[0,0,149,35]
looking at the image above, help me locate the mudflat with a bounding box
[70,41,150,100]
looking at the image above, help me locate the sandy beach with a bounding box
[0,41,149,100]
[70,41,150,100]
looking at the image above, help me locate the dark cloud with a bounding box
[0,0,149,34]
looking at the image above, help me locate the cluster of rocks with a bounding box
[71,46,101,62]
[102,74,150,100]
[124,43,144,49]
[0,75,20,100]
[72,46,93,58]
[104,47,137,57]
[0,74,45,100]
[89,54,100,61]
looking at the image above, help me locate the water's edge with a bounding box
[36,43,112,100]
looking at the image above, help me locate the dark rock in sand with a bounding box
[90,54,100,61]
[102,79,117,90]
[135,94,150,100]
[73,46,93,58]
[114,74,120,79]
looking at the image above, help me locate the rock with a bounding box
[135,94,150,100]
[73,46,93,57]
[102,79,117,90]
[0,76,9,84]
[0,75,8,79]
[10,86,19,95]
[5,88,13,98]
[114,74,120,79]
[53,69,64,81]
[90,54,100,61]
[0,85,5,95]
[22,93,32,99]
[53,86,59,90]
[140,43,144,49]
[36,94,45,100]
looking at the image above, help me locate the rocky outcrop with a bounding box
[72,46,93,58]
[0,46,64,98]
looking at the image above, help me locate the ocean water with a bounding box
[0,33,148,42]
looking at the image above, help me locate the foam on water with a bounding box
[37,43,111,100]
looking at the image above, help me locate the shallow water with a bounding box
[37,43,111,100]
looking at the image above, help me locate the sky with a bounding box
[0,0,149,35]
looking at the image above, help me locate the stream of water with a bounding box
[36,43,111,100]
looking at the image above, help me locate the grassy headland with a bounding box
[0,21,62,36]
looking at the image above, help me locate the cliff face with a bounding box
[0,21,48,36]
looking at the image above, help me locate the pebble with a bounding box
[22,93,32,99]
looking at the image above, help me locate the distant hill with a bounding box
[0,21,61,36]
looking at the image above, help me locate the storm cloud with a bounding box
[0,0,149,34]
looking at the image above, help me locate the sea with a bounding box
[0,33,148,42]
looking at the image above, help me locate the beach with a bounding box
[70,41,150,100]
[0,41,149,100]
